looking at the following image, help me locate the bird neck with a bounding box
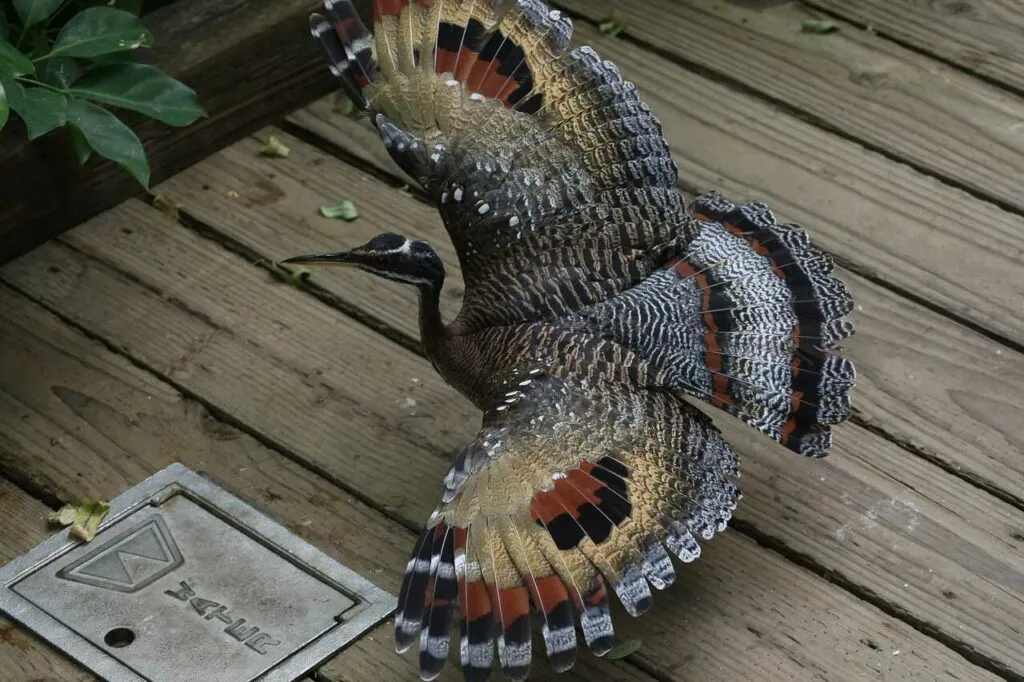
[417,278,448,360]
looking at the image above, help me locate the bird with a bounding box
[283,1,856,680]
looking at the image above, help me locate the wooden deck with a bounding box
[2,1,1023,680]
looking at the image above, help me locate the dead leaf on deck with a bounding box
[258,135,291,158]
[48,501,111,543]
[151,193,180,221]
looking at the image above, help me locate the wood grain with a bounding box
[804,0,1024,93]
[155,133,1024,675]
[0,480,97,682]
[553,0,1024,213]
[0,287,648,682]
[0,195,1017,678]
[165,126,1024,508]
[0,270,994,681]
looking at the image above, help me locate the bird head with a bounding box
[281,233,444,288]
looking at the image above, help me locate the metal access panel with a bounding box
[0,463,397,682]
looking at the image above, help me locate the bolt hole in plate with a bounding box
[0,464,396,682]
[106,627,136,648]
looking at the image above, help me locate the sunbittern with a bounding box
[284,1,856,679]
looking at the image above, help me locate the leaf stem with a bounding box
[14,75,66,94]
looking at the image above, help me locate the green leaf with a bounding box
[68,63,203,126]
[320,199,359,221]
[270,265,311,288]
[3,79,68,139]
[0,80,8,132]
[605,639,642,660]
[51,7,153,59]
[0,12,8,41]
[48,504,77,527]
[599,17,626,37]
[48,500,111,543]
[258,135,290,158]
[14,0,65,28]
[0,38,35,77]
[38,56,81,88]
[68,124,93,165]
[800,19,839,34]
[88,50,137,65]
[66,97,149,187]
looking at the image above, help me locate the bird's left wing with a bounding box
[397,370,739,680]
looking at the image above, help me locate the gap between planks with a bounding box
[0,294,650,682]
[553,0,1024,217]
[800,0,1024,97]
[0,275,991,682]
[272,111,1024,511]
[155,129,1024,675]
[151,126,1024,676]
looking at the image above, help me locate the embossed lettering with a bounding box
[164,581,196,601]
[203,605,235,625]
[225,619,260,642]
[167,585,280,654]
[245,632,282,655]
[190,597,219,616]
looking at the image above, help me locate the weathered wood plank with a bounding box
[0,265,995,680]
[288,21,1024,350]
[0,287,648,682]
[0,479,96,682]
[803,0,1024,92]
[153,134,1024,675]
[0,0,368,265]
[1,195,1017,678]
[554,0,1024,213]
[164,127,1024,509]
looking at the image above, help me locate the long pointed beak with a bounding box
[278,251,357,267]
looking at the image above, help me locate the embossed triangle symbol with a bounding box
[58,516,184,593]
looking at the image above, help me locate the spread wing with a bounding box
[394,370,739,680]
[312,0,693,331]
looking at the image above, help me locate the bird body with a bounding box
[288,2,856,679]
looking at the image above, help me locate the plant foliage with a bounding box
[0,0,204,187]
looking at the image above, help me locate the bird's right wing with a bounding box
[311,0,693,331]
[394,370,739,680]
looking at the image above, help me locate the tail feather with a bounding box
[576,193,854,457]
[688,194,855,455]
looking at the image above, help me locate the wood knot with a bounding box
[849,69,894,89]
[248,177,286,206]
